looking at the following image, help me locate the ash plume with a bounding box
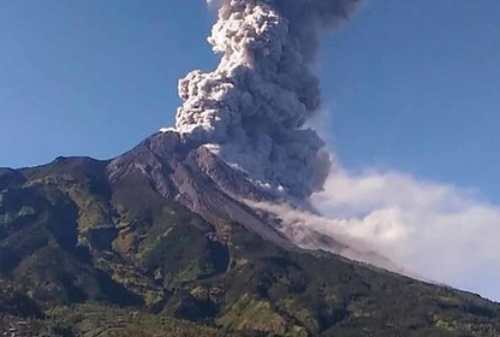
[174,0,359,198]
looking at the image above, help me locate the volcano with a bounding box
[1,131,500,336]
[2,0,500,336]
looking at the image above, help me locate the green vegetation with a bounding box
[1,157,500,336]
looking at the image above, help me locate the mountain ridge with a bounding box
[1,132,500,337]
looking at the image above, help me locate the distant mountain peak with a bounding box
[1,132,500,336]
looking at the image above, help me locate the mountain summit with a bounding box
[1,0,499,336]
[1,131,500,336]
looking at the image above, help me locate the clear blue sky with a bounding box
[1,0,499,202]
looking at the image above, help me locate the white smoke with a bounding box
[175,1,500,301]
[254,168,500,301]
[245,199,411,277]
[313,170,500,300]
[174,0,358,198]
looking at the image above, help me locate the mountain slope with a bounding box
[1,133,500,337]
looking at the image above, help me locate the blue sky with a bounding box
[322,0,500,203]
[1,0,500,299]
[1,0,499,202]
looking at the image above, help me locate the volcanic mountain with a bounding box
[1,131,500,337]
[2,0,500,336]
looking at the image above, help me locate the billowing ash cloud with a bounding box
[174,0,359,198]
[253,168,500,301]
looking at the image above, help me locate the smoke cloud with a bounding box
[174,0,358,198]
[312,170,500,301]
[172,1,500,301]
[253,168,500,301]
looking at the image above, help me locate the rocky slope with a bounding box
[1,132,500,337]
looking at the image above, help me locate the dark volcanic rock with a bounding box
[107,131,292,246]
[1,132,500,337]
[0,168,25,190]
[107,131,180,200]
